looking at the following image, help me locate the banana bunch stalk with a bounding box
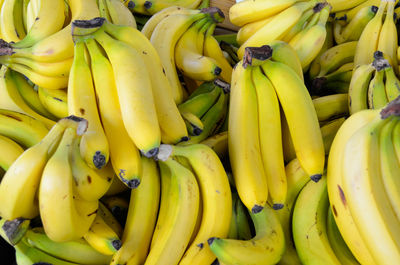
[327,97,400,264]
[349,51,400,114]
[229,44,324,214]
[144,6,232,104]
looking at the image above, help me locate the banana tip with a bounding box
[251,205,263,214]
[127,1,135,9]
[123,178,140,189]
[141,147,159,158]
[272,204,284,210]
[310,174,322,182]
[112,239,122,251]
[207,237,217,246]
[144,1,152,9]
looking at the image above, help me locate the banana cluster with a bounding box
[327,100,400,264]
[143,6,232,104]
[123,0,205,15]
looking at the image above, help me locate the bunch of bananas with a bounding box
[142,6,232,103]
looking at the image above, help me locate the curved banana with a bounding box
[71,138,113,202]
[143,0,202,14]
[348,63,375,114]
[101,21,189,144]
[281,8,315,43]
[261,59,324,181]
[292,176,341,265]
[328,0,368,12]
[150,10,206,103]
[201,131,228,160]
[327,109,377,265]
[228,62,268,212]
[25,227,112,265]
[159,144,232,265]
[208,204,285,265]
[39,126,98,242]
[101,196,129,224]
[0,109,48,148]
[236,15,275,46]
[68,40,109,169]
[12,0,65,48]
[237,1,316,58]
[112,157,160,265]
[84,213,122,256]
[313,93,349,122]
[93,29,160,157]
[341,0,381,21]
[181,111,205,136]
[106,0,136,28]
[0,117,74,220]
[37,86,68,119]
[367,66,388,109]
[98,201,123,238]
[312,62,353,94]
[234,195,252,241]
[317,41,357,76]
[384,64,400,101]
[341,115,400,264]
[85,37,141,188]
[229,0,299,27]
[0,0,24,43]
[353,0,386,67]
[145,158,199,265]
[321,117,346,154]
[0,65,55,129]
[0,134,24,171]
[252,66,286,209]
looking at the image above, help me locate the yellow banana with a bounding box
[37,86,68,119]
[317,41,358,76]
[236,15,276,46]
[0,134,24,171]
[0,0,24,42]
[328,0,369,12]
[143,0,202,14]
[313,93,349,122]
[320,117,346,154]
[348,63,375,114]
[106,0,136,28]
[384,64,400,101]
[368,66,388,109]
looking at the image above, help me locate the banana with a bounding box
[292,176,342,265]
[384,64,400,101]
[101,21,188,145]
[313,93,349,122]
[2,0,99,63]
[317,41,357,76]
[229,0,299,26]
[379,117,400,220]
[368,66,388,109]
[289,3,330,70]
[12,0,65,48]
[84,213,122,256]
[204,25,233,83]
[104,171,129,196]
[261,59,324,181]
[25,227,112,265]
[112,157,160,265]
[98,201,123,238]
[237,1,316,58]
[236,15,276,46]
[354,0,387,67]
[0,116,80,220]
[312,62,353,94]
[145,158,199,265]
[37,86,68,119]
[149,10,206,103]
[334,5,377,44]
[252,66,286,209]
[201,131,228,160]
[175,18,221,81]
[341,0,381,21]
[348,63,375,114]
[0,66,55,129]
[228,62,268,212]
[85,37,141,188]
[106,0,137,28]
[143,0,202,14]
[377,0,398,72]
[208,204,285,265]
[68,39,109,170]
[123,0,149,15]
[341,114,400,264]
[13,76,54,119]
[281,8,314,43]
[15,238,79,265]
[0,0,24,42]
[329,0,369,12]
[321,117,346,154]
[327,109,378,265]
[93,28,161,157]
[71,138,113,202]
[40,126,99,242]
[98,0,112,22]
[234,196,252,240]
[141,6,198,38]
[0,109,48,148]
[227,192,238,239]
[158,144,232,265]
[182,111,205,136]
[0,134,24,171]
[326,208,360,265]
[0,217,30,246]
[101,196,129,225]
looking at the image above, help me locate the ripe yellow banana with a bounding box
[341,115,400,264]
[328,0,368,12]
[106,0,137,28]
[229,0,299,27]
[354,0,387,67]
[252,66,287,209]
[348,63,375,114]
[236,15,276,46]
[0,134,23,171]
[101,21,188,144]
[208,204,285,265]
[320,117,346,154]
[37,86,68,119]
[384,64,400,101]
[94,28,161,157]
[0,0,24,43]
[40,126,98,242]
[201,131,228,160]
[143,0,202,14]
[312,93,349,122]
[112,157,160,265]
[317,41,358,76]
[261,59,324,181]
[68,40,109,169]
[228,62,268,212]
[85,37,141,188]
[368,66,388,109]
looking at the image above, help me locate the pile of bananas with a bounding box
[0,0,400,264]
